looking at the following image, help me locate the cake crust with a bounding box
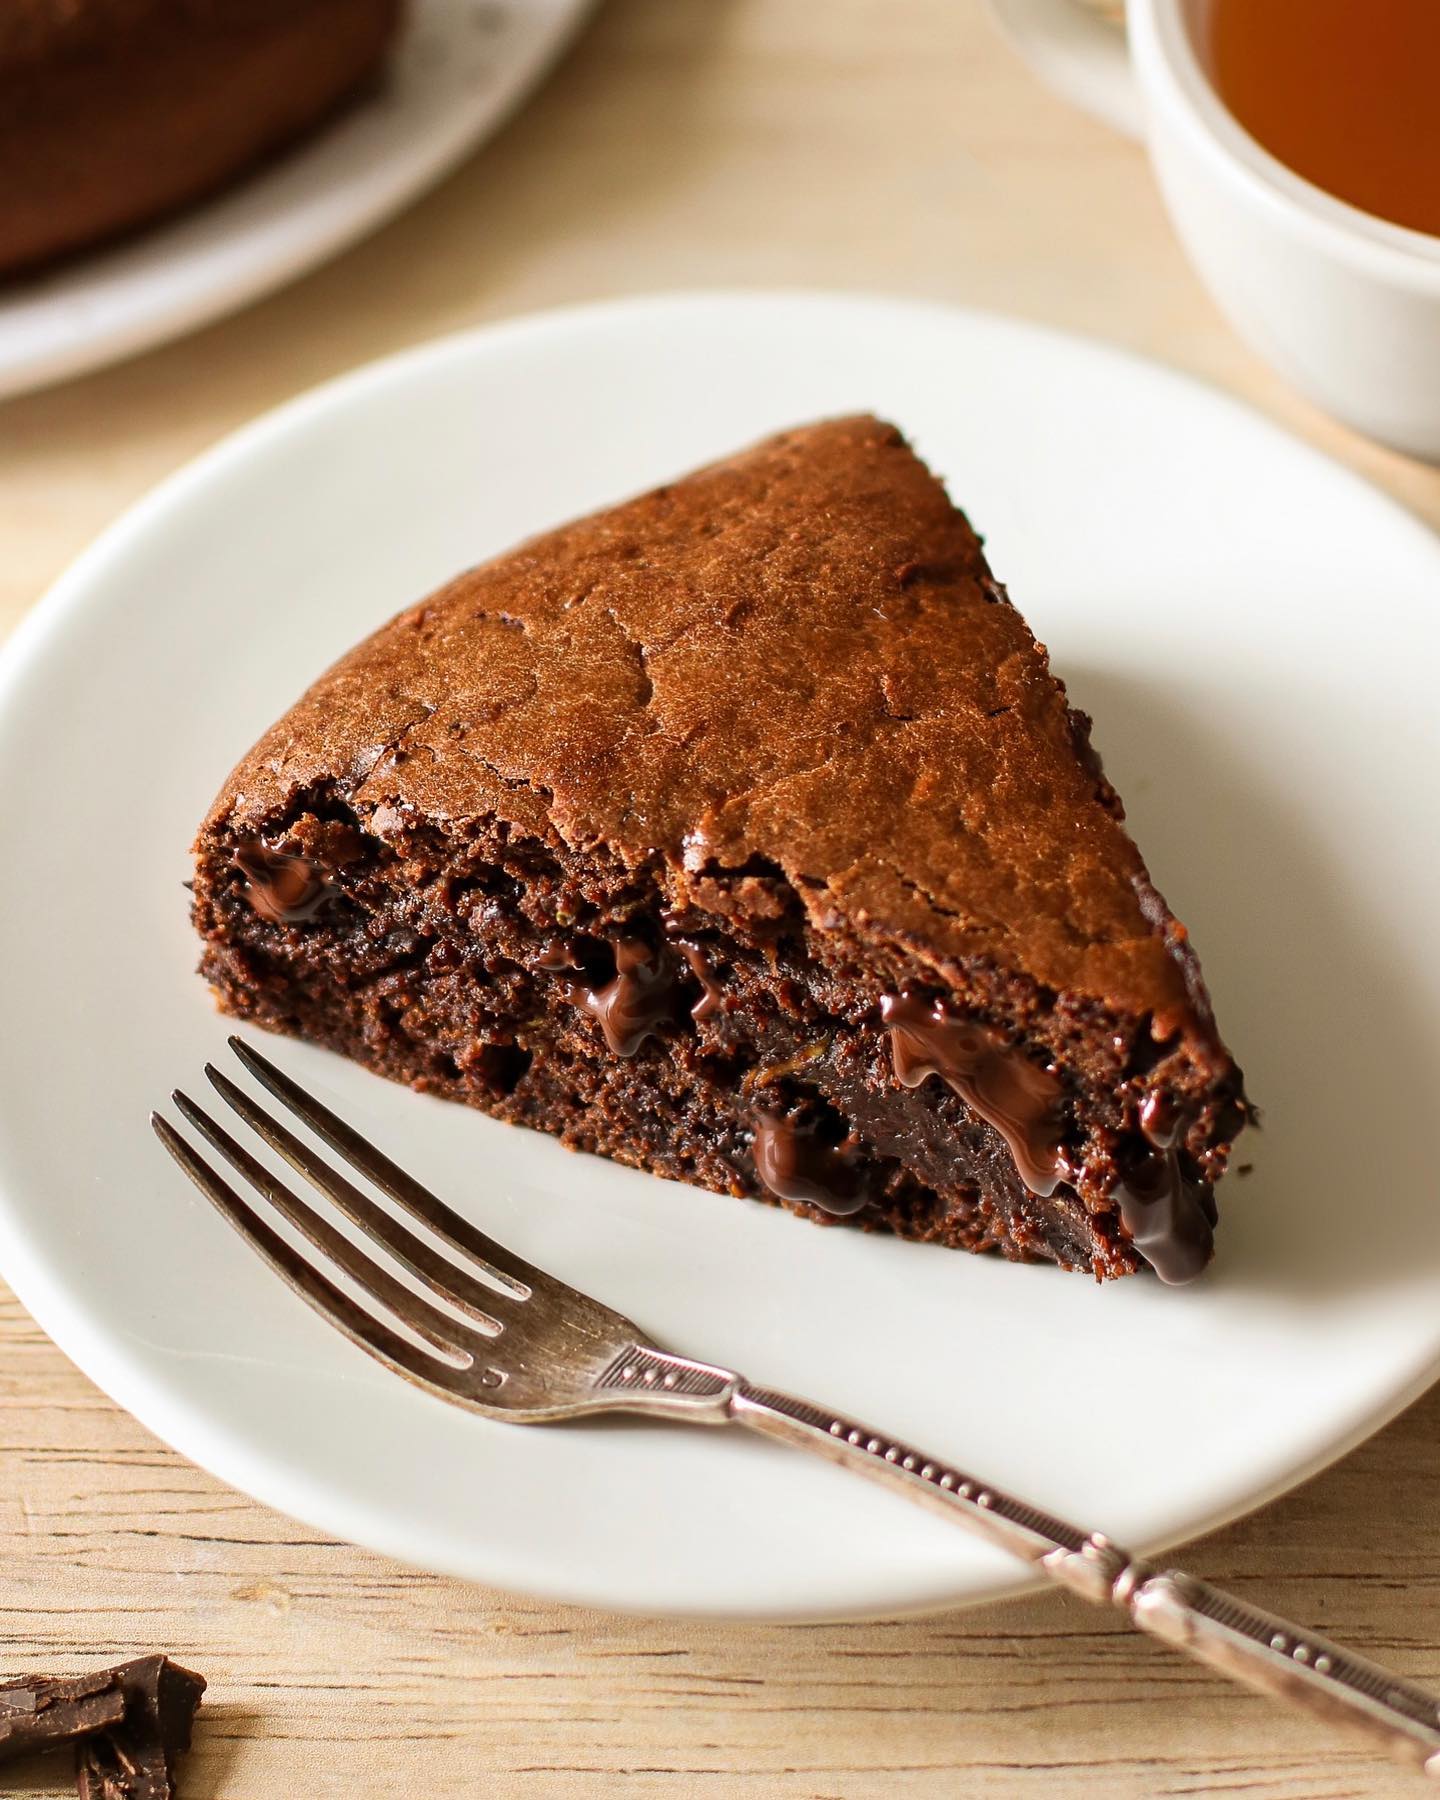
[210,418,1220,1048]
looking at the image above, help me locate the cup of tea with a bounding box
[992,0,1440,460]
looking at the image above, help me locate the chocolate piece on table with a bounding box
[75,1656,206,1800]
[192,415,1249,1283]
[0,1670,125,1764]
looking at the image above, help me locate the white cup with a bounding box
[993,0,1440,460]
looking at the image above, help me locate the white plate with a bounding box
[2,293,1438,1621]
[0,0,590,401]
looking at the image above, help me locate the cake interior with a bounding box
[194,787,1247,1281]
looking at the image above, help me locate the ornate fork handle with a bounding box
[602,1346,1440,1775]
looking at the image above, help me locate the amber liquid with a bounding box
[1207,0,1440,238]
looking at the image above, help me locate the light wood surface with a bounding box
[2,3,1437,1795]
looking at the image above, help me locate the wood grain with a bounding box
[4,1285,1438,1798]
[2,1,1438,1793]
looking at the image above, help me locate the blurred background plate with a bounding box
[0,0,591,402]
[1,293,1438,1619]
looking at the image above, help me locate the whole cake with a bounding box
[0,0,403,275]
[192,416,1249,1282]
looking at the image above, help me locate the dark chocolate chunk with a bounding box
[75,1656,206,1800]
[0,1670,124,1765]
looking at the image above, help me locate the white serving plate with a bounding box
[0,292,1437,1619]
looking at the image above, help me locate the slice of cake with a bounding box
[192,416,1249,1283]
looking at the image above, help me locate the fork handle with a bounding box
[724,1379,1440,1774]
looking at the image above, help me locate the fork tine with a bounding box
[169,1090,482,1362]
[205,1064,508,1334]
[228,1038,535,1299]
[151,1114,471,1394]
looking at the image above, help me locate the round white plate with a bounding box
[0,0,590,402]
[2,293,1438,1621]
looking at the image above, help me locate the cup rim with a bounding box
[1132,0,1440,287]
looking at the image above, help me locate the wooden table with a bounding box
[2,4,1437,1793]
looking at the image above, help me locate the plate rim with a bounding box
[3,288,1440,1620]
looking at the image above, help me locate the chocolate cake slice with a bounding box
[193,416,1248,1282]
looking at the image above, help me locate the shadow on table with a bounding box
[178,1703,259,1800]
[0,1751,58,1795]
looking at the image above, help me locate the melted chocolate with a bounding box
[542,935,675,1057]
[535,941,583,973]
[882,993,1216,1281]
[880,992,1069,1195]
[584,937,671,1055]
[1113,1096,1217,1285]
[1139,1089,1185,1149]
[752,1111,868,1217]
[676,940,723,1021]
[233,845,335,924]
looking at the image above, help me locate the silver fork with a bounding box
[155,1037,1440,1777]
